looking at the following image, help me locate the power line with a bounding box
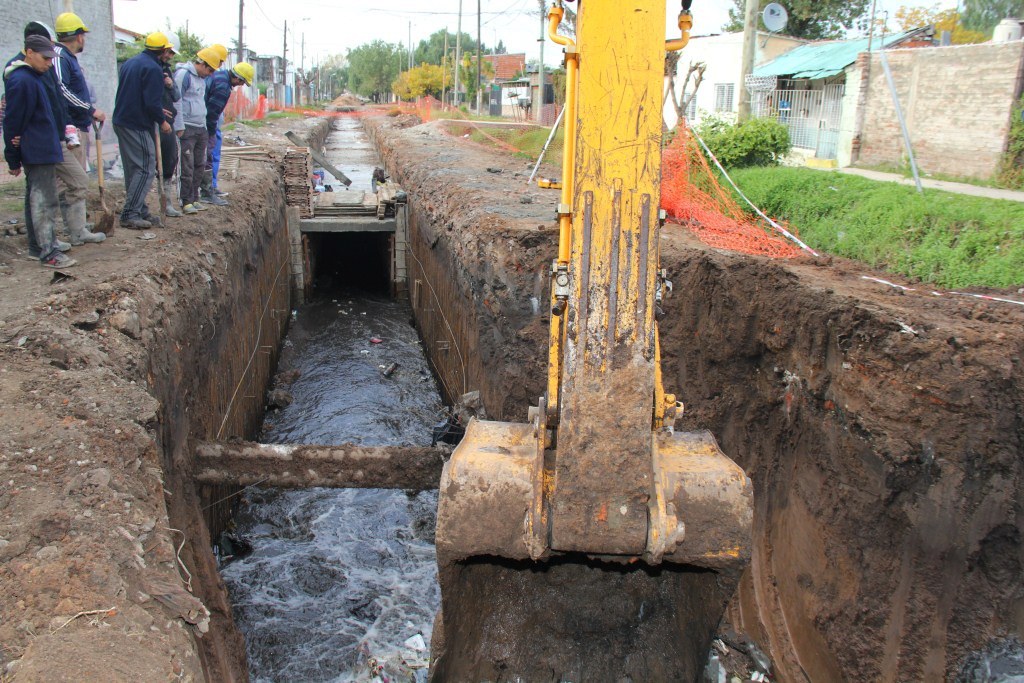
[251,0,283,31]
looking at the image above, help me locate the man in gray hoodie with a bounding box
[173,50,216,214]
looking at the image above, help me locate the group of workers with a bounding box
[1,12,255,269]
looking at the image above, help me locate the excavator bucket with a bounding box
[430,2,754,680]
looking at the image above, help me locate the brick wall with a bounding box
[1,1,118,137]
[857,42,1024,179]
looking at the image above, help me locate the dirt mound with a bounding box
[330,93,362,108]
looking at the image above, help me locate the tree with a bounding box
[723,0,871,39]
[458,53,495,106]
[413,30,484,67]
[393,63,449,100]
[961,0,1024,34]
[347,40,405,102]
[895,5,987,43]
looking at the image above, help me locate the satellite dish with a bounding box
[763,3,789,33]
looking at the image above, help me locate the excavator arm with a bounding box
[432,2,753,678]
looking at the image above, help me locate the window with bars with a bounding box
[714,83,735,113]
[685,96,698,121]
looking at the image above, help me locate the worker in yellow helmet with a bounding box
[209,44,229,69]
[173,48,218,214]
[202,52,256,206]
[52,12,106,244]
[112,31,173,229]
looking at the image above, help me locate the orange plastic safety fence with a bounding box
[661,123,804,259]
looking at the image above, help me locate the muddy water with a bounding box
[222,119,444,683]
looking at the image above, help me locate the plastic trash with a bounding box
[370,337,383,344]
[404,633,426,651]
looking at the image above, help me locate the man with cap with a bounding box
[112,32,173,229]
[173,48,218,215]
[202,61,254,207]
[51,12,106,245]
[4,22,79,259]
[158,34,183,217]
[4,35,76,268]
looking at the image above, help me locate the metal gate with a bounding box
[752,83,846,160]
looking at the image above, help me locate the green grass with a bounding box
[467,124,564,161]
[0,179,26,217]
[729,167,1024,289]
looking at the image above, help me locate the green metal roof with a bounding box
[755,31,916,80]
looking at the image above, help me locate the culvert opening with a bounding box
[308,231,393,294]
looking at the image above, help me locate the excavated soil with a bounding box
[0,116,329,681]
[366,114,1024,681]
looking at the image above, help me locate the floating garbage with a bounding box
[382,362,399,378]
[370,337,384,344]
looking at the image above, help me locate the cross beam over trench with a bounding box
[194,442,448,491]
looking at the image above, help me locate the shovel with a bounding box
[92,122,116,234]
[154,123,165,218]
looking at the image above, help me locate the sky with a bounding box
[112,0,957,70]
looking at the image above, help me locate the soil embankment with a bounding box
[366,113,1024,680]
[0,116,330,681]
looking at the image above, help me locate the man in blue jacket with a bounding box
[112,32,172,229]
[52,12,106,244]
[4,36,76,269]
[201,62,252,206]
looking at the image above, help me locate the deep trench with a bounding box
[158,115,1024,683]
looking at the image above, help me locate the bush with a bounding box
[997,94,1024,189]
[695,115,791,168]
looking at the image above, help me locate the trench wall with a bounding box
[362,114,1024,682]
[151,117,332,681]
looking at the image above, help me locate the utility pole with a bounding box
[455,0,462,107]
[409,22,413,69]
[738,0,758,121]
[866,0,880,53]
[477,0,482,113]
[63,0,74,11]
[237,0,245,61]
[537,0,546,122]
[282,20,288,106]
[443,30,449,106]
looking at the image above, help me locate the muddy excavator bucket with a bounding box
[436,419,752,568]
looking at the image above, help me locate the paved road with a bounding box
[838,167,1024,203]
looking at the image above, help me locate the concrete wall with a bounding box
[0,0,118,136]
[856,42,1024,179]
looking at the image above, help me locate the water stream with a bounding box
[222,119,444,682]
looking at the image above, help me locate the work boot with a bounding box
[192,200,209,212]
[66,201,106,245]
[124,218,153,230]
[200,169,215,202]
[164,182,183,217]
[55,239,72,252]
[182,203,199,215]
[203,194,229,207]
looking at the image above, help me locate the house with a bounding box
[751,28,933,165]
[663,31,807,130]
[481,53,526,82]
[114,25,144,45]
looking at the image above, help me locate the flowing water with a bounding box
[222,119,444,683]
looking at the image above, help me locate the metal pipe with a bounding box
[879,48,924,193]
[665,10,693,51]
[527,104,565,183]
[548,4,577,265]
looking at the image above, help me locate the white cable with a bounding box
[688,127,819,257]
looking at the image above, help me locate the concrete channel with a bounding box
[0,109,1021,682]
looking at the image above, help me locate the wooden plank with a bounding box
[194,441,449,490]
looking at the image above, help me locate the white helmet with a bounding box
[166,33,181,55]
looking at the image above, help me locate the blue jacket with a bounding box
[113,50,165,132]
[4,52,67,140]
[3,61,63,169]
[205,69,232,135]
[53,44,95,130]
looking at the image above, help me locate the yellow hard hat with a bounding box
[196,47,220,69]
[231,62,255,86]
[144,31,170,50]
[55,12,89,36]
[211,44,229,64]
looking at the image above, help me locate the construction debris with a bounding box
[283,147,315,218]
